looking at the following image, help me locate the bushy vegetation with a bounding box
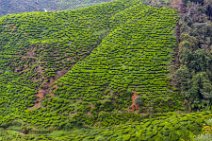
[0,0,135,127]
[174,0,212,111]
[0,0,211,140]
[19,0,183,129]
[0,0,112,16]
[0,112,211,141]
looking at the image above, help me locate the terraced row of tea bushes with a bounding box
[0,0,138,126]
[54,4,181,113]
[23,110,145,129]
[1,112,211,141]
[0,0,113,16]
[21,3,184,128]
[57,0,114,10]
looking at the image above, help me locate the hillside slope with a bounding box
[0,0,134,126]
[0,0,183,128]
[0,0,211,140]
[0,0,112,16]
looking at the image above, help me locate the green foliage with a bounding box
[195,134,212,141]
[53,2,180,118]
[0,0,182,129]
[0,0,113,16]
[176,2,212,110]
[1,112,211,141]
[0,0,134,127]
[205,118,212,126]
[0,0,206,140]
[0,0,183,130]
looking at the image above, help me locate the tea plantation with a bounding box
[0,0,112,16]
[0,0,211,140]
[0,0,135,126]
[1,112,212,140]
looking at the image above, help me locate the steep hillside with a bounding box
[12,2,184,129]
[0,0,211,140]
[0,0,134,126]
[173,0,212,111]
[0,0,112,16]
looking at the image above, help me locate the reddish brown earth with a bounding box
[21,45,69,110]
[33,89,46,109]
[129,91,140,111]
[29,69,68,110]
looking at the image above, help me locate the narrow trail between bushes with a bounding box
[30,57,89,110]
[30,69,67,110]
[170,0,184,85]
[172,0,182,68]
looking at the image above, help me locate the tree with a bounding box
[175,65,192,91]
[206,5,212,20]
[189,49,210,72]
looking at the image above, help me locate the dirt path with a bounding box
[29,69,67,110]
[169,0,184,87]
[170,0,184,66]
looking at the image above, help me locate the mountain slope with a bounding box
[1,0,211,140]
[53,3,180,115]
[0,0,182,127]
[0,0,133,126]
[0,0,112,16]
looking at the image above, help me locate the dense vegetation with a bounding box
[0,0,211,140]
[0,0,112,16]
[1,112,211,140]
[0,0,135,127]
[18,1,184,130]
[174,0,212,111]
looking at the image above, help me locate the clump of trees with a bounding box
[191,0,204,5]
[175,0,212,111]
[183,0,204,5]
[183,0,212,20]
